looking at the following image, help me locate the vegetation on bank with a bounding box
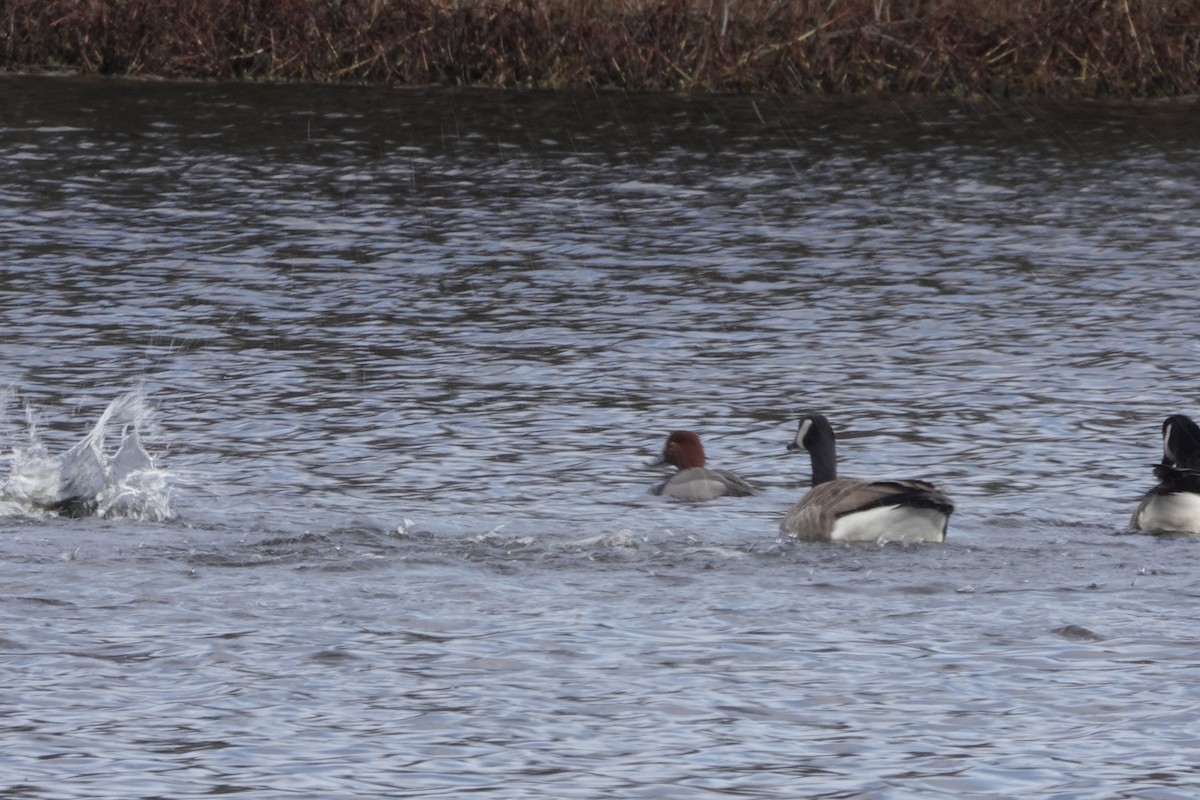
[1,0,1198,96]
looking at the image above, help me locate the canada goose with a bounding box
[1131,414,1200,533]
[781,412,953,543]
[652,430,754,501]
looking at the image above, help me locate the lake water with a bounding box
[2,75,1200,798]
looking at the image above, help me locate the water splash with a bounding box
[1,390,173,521]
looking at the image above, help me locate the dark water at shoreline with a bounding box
[2,75,1200,798]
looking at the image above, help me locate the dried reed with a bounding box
[1,0,1197,95]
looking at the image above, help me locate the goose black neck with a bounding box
[1165,414,1200,470]
[806,421,839,486]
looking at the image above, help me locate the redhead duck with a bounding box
[782,412,953,543]
[1132,414,1200,533]
[652,430,754,501]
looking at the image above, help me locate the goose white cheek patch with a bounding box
[795,418,812,450]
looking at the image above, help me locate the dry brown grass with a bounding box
[1,0,1197,95]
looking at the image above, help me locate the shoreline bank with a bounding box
[2,0,1198,96]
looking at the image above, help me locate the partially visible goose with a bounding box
[1159,413,1200,469]
[1131,414,1200,533]
[781,412,953,543]
[652,430,754,501]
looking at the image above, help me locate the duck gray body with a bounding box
[657,466,755,501]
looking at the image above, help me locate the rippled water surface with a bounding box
[3,75,1200,797]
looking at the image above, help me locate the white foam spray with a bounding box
[2,390,173,521]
